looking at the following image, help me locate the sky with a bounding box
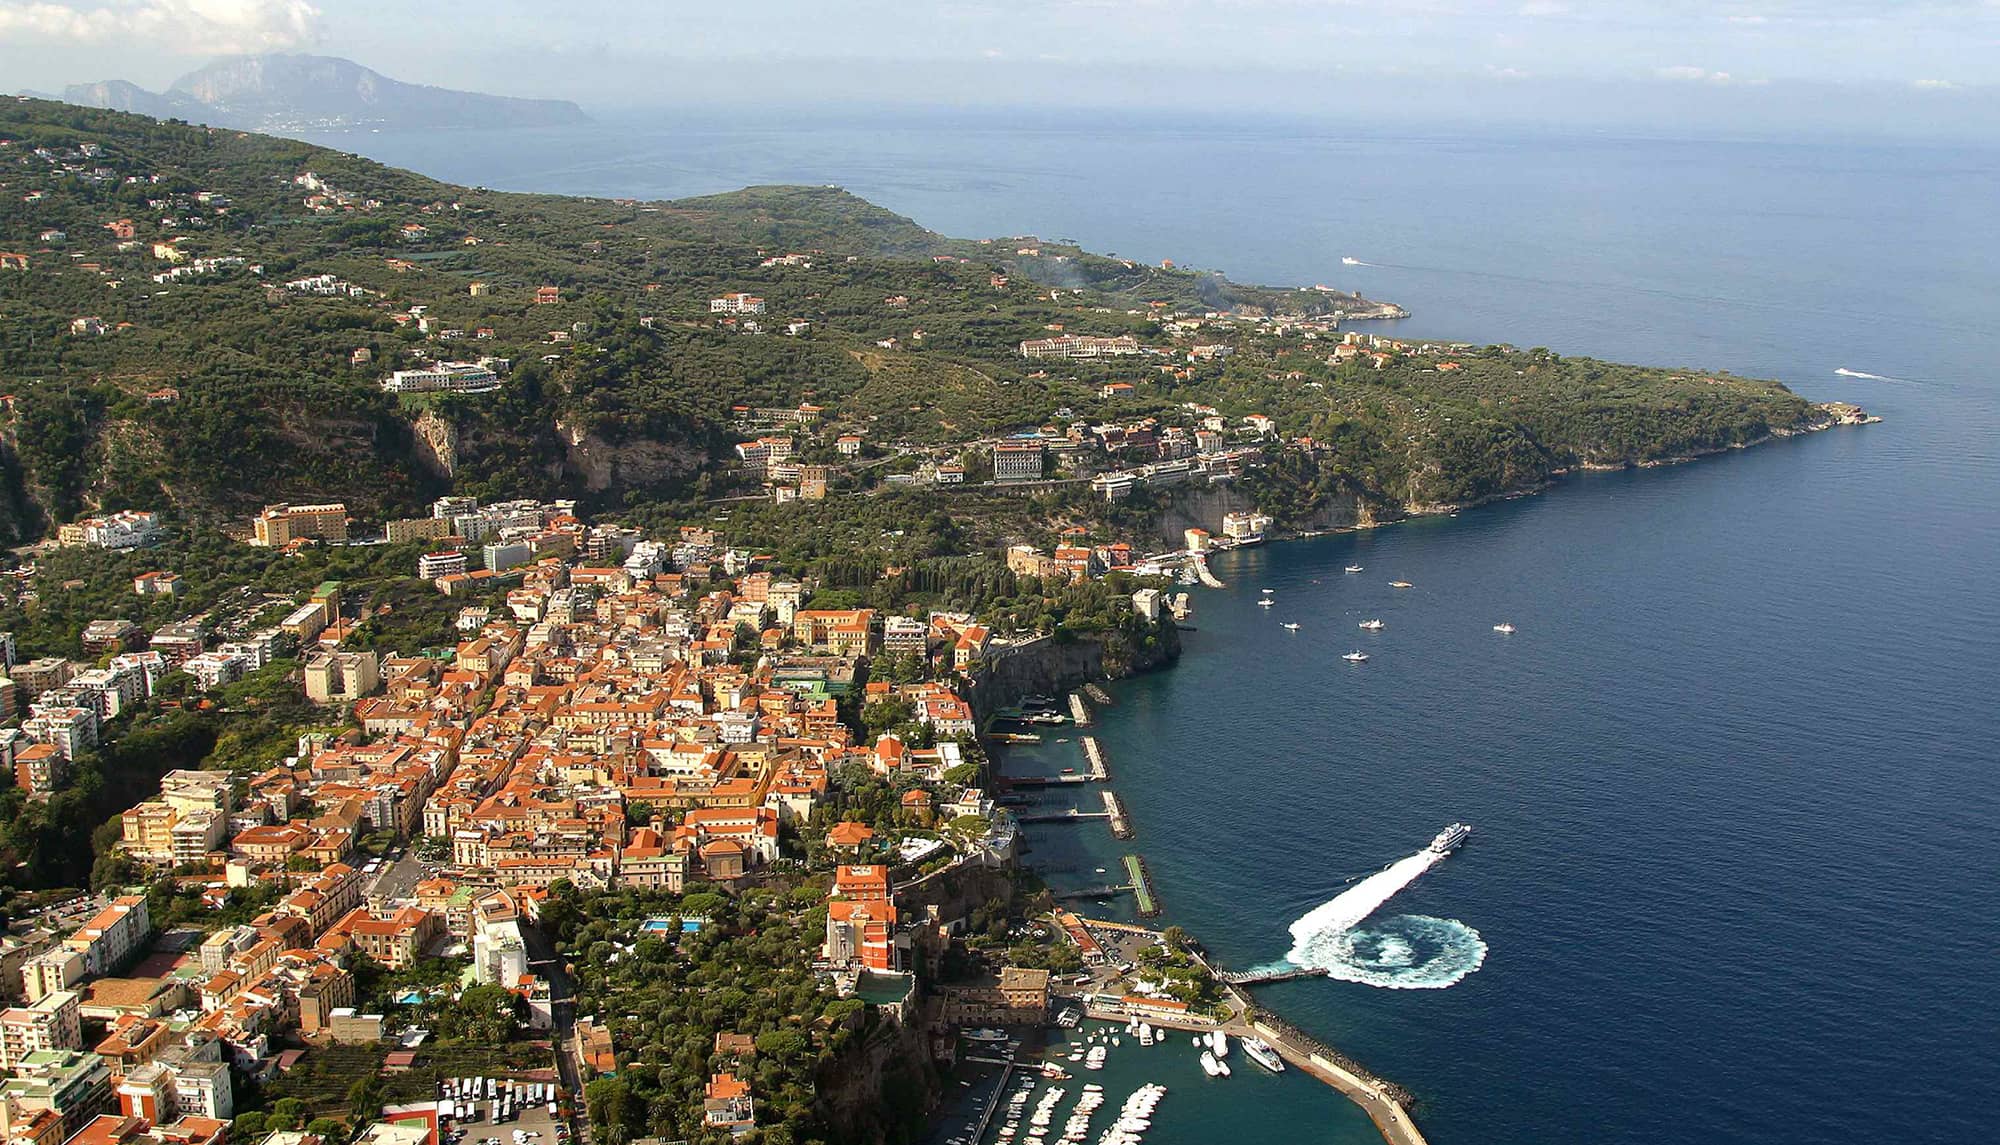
[0,0,1996,136]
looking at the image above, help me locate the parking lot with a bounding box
[440,1079,568,1145]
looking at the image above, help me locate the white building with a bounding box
[709,293,766,314]
[381,362,500,394]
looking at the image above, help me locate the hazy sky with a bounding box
[1,0,1996,134]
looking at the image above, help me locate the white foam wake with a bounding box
[1834,367,1913,383]
[1283,845,1487,990]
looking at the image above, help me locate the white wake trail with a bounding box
[1286,848,1441,956]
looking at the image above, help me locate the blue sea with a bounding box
[309,111,2000,1145]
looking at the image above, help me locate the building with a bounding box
[384,517,452,544]
[535,285,561,305]
[702,1073,754,1136]
[1221,511,1272,543]
[253,504,348,547]
[938,967,1051,1026]
[0,1049,112,1133]
[63,898,150,978]
[131,573,182,597]
[0,993,82,1068]
[381,363,500,395]
[80,622,143,656]
[992,439,1046,482]
[709,293,766,315]
[303,650,379,704]
[791,610,876,656]
[1018,334,1141,360]
[64,512,162,551]
[417,551,467,579]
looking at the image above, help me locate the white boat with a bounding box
[1493,622,1516,634]
[1208,1029,1229,1057]
[1199,1051,1222,1077]
[1358,618,1384,630]
[1389,580,1413,588]
[965,1028,1010,1042]
[1261,588,1273,594]
[1345,565,1363,573]
[1084,1045,1106,1070]
[1342,256,1362,265]
[1281,622,1300,631]
[1242,1037,1285,1073]
[1342,650,1370,662]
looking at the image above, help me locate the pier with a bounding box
[1018,808,1111,824]
[1068,692,1093,726]
[1102,790,1133,839]
[1240,1014,1427,1145]
[1121,854,1158,916]
[1191,551,1226,588]
[1080,736,1108,780]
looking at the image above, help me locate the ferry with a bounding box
[1493,622,1516,634]
[1344,564,1363,573]
[1342,650,1370,662]
[1429,822,1472,854]
[1389,580,1413,589]
[1242,1037,1286,1073]
[1358,618,1385,630]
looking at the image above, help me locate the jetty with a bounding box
[1102,790,1133,839]
[1018,807,1110,824]
[1191,552,1226,588]
[1240,1013,1427,1145]
[1068,692,1093,726]
[1080,736,1108,780]
[1121,854,1158,916]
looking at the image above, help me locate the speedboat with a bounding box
[1389,580,1413,588]
[1342,650,1370,662]
[1256,598,1274,607]
[1281,622,1300,631]
[1344,564,1363,573]
[1358,619,1384,630]
[1342,256,1362,265]
[1261,587,1273,594]
[1493,622,1516,634]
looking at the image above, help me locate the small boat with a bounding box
[1345,564,1363,573]
[1257,598,1274,607]
[1342,650,1370,662]
[1342,256,1362,265]
[1281,622,1300,631]
[1199,1051,1222,1078]
[1493,622,1516,634]
[1358,618,1384,630]
[1389,580,1413,589]
[1208,1029,1229,1057]
[1261,588,1273,594]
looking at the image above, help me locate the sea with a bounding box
[304,110,2000,1145]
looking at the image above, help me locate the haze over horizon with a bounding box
[2,0,1998,140]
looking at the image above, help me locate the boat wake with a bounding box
[1278,843,1486,990]
[1834,367,1914,383]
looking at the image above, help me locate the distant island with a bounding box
[56,53,590,131]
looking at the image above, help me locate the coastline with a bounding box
[980,399,1876,1145]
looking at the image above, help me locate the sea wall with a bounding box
[965,622,1179,723]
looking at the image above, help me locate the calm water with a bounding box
[309,113,2000,1144]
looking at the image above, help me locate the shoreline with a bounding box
[982,404,1878,1144]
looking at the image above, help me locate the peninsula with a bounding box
[0,98,1868,1145]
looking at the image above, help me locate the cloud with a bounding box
[1912,77,1956,89]
[1656,64,1733,83]
[0,0,322,53]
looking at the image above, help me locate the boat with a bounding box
[1040,1064,1069,1079]
[1389,580,1413,588]
[1342,256,1362,265]
[1493,622,1516,634]
[1342,650,1370,662]
[1208,1029,1229,1057]
[1084,1045,1107,1071]
[1256,598,1274,607]
[1242,1037,1285,1073]
[1345,565,1363,573]
[1281,622,1300,631]
[965,1028,1010,1042]
[1429,822,1472,854]
[1199,1051,1222,1078]
[1261,587,1273,594]
[1358,618,1385,630]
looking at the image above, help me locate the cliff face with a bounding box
[965,621,1180,722]
[815,1008,941,1145]
[1151,482,1366,545]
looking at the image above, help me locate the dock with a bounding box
[1068,692,1092,726]
[1191,551,1226,588]
[1018,808,1111,824]
[1242,1013,1427,1145]
[1080,736,1108,780]
[1121,854,1158,916]
[1102,790,1133,839]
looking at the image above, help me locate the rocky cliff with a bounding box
[965,620,1180,722]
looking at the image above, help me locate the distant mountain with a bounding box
[61,53,588,131]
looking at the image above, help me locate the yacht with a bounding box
[1342,650,1370,662]
[1344,564,1363,573]
[1493,622,1516,634]
[1208,1030,1229,1057]
[1358,618,1385,630]
[1199,1051,1223,1077]
[1281,622,1300,631]
[1242,1037,1286,1073]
